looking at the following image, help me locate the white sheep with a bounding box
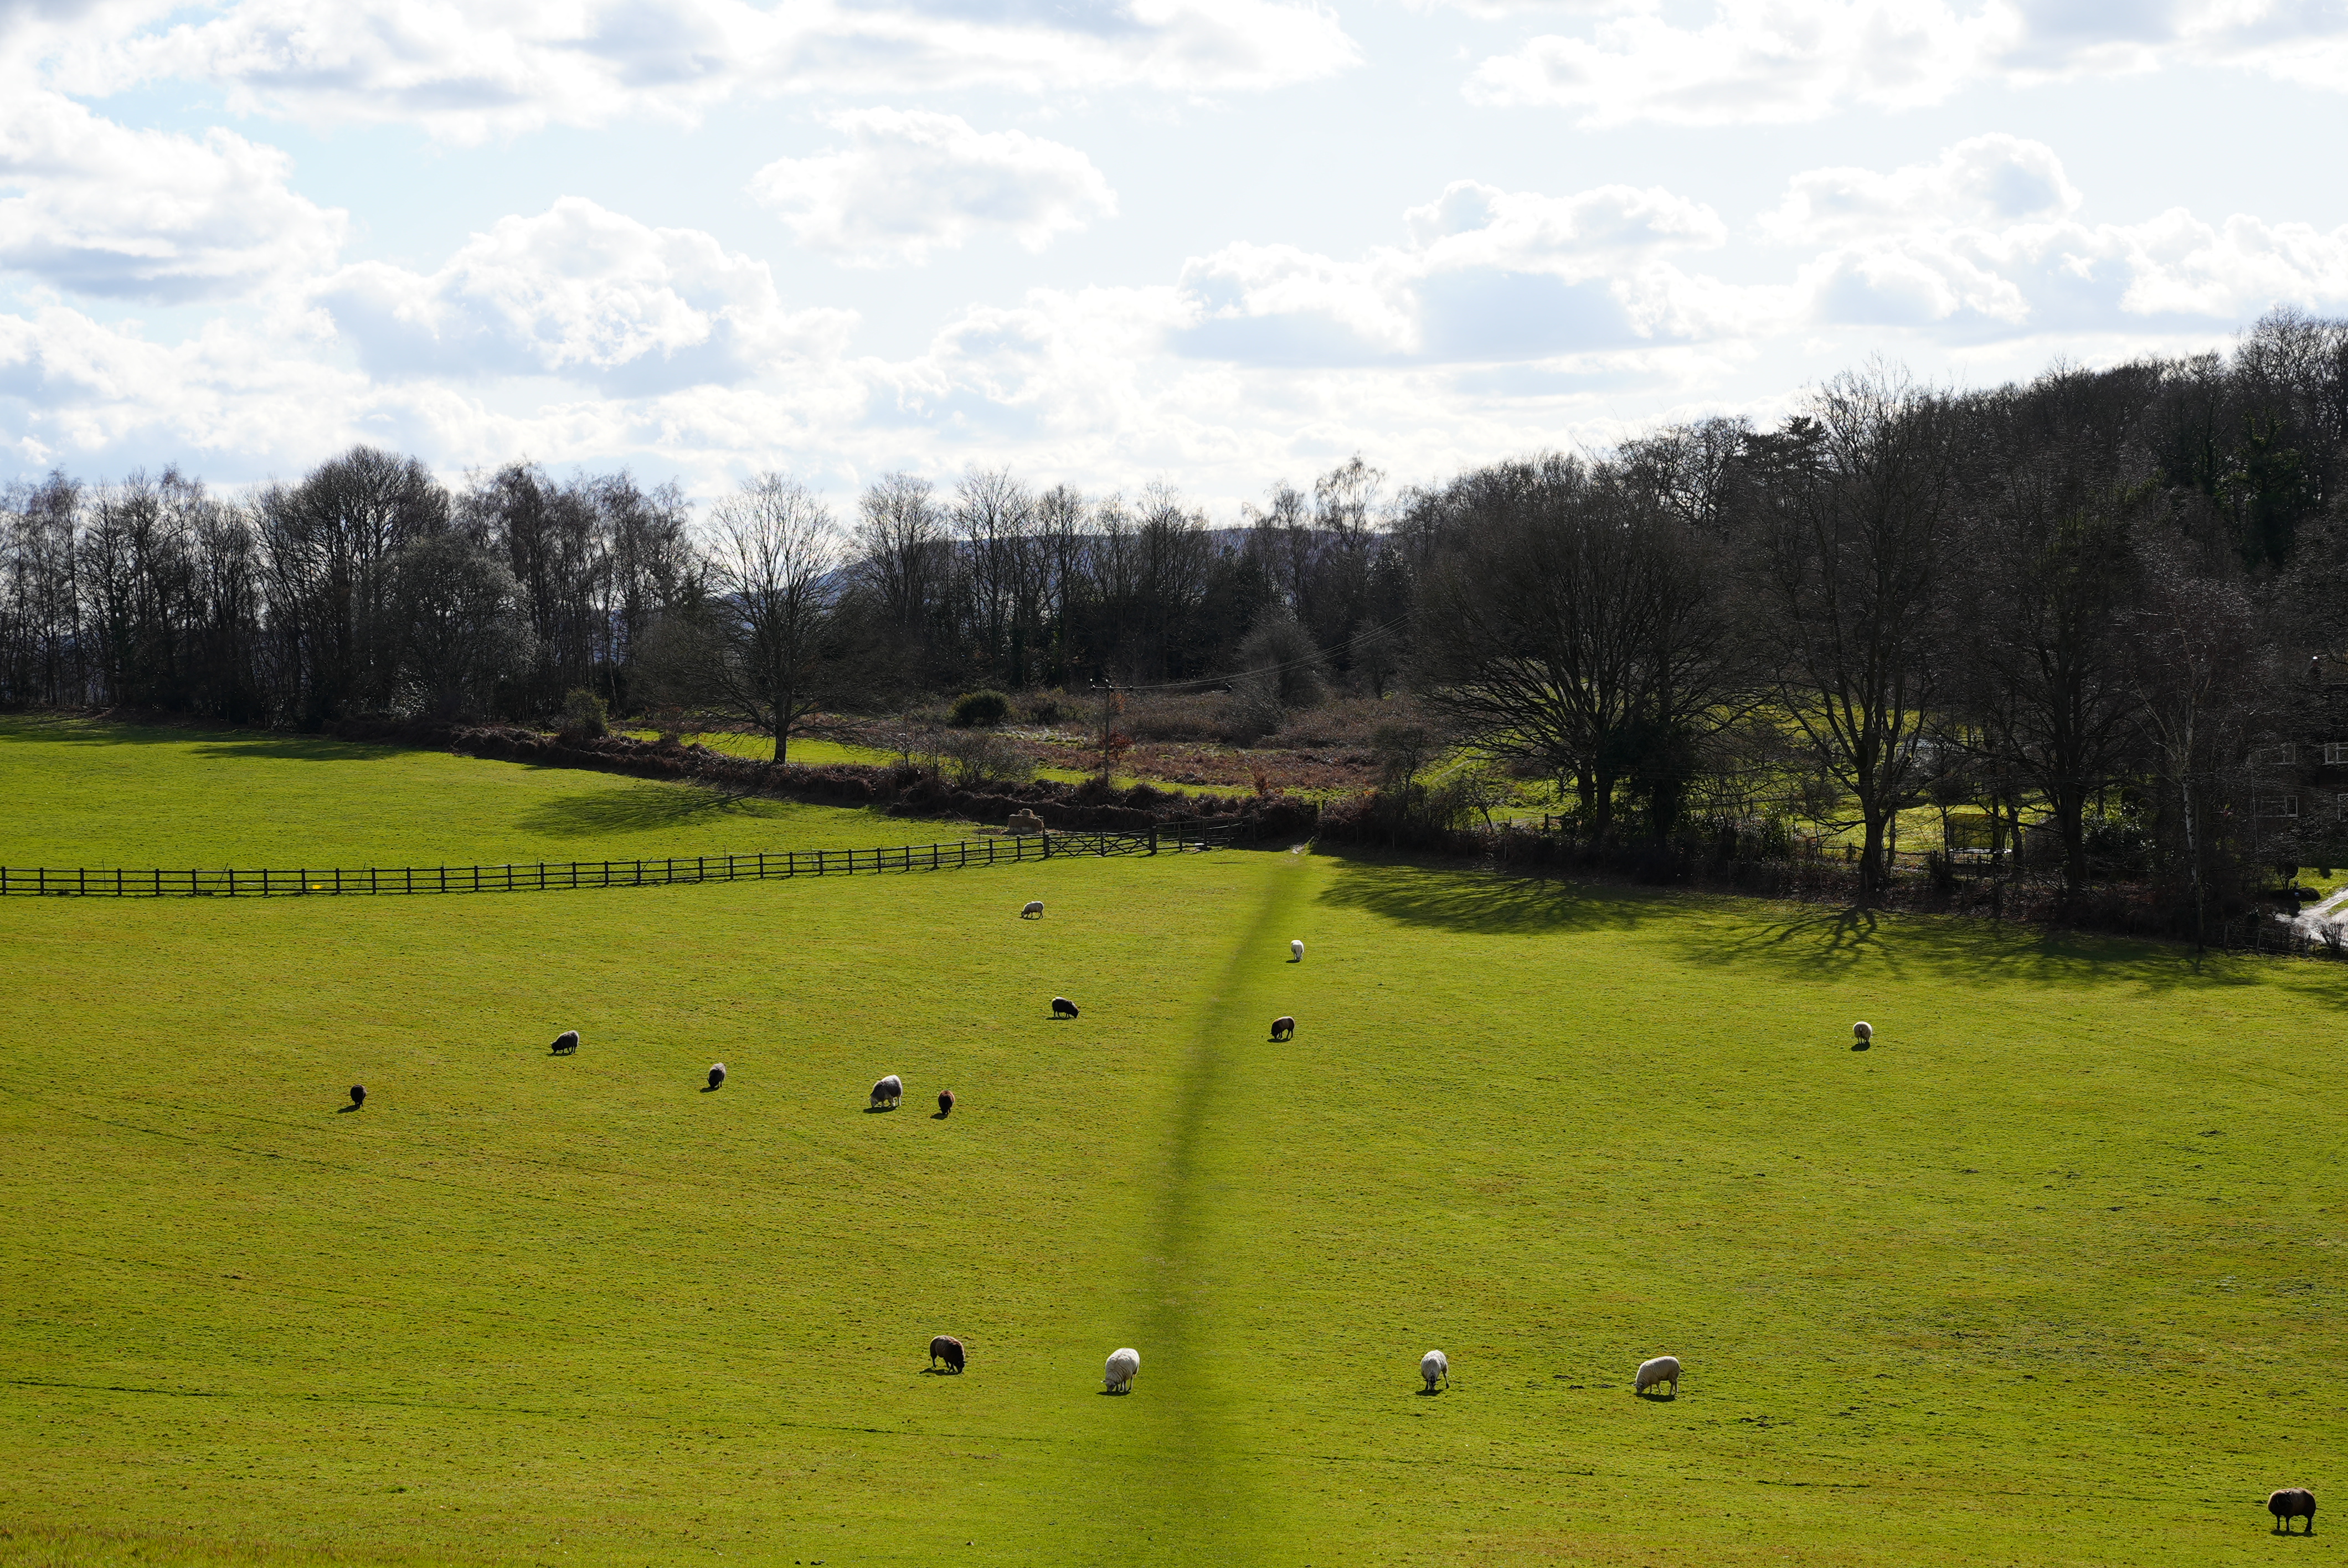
[1290,939,1304,962]
[1853,1020,1873,1048]
[1104,1347,1140,1394]
[871,1074,903,1109]
[1420,1350,1448,1392]
[1022,900,1045,919]
[1635,1355,1681,1396]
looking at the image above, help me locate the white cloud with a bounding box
[0,88,346,301]
[1757,133,2079,244]
[1465,0,2348,126]
[751,110,1115,268]
[1757,141,2348,332]
[1408,180,1727,274]
[1172,178,1768,363]
[316,197,856,390]
[63,0,1358,143]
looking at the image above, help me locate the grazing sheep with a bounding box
[1053,997,1080,1018]
[707,1062,727,1090]
[550,1029,579,1055]
[2270,1488,2318,1534]
[348,1084,365,1108]
[1022,900,1045,919]
[1635,1355,1681,1396]
[929,1335,966,1374]
[1270,1015,1296,1041]
[1290,939,1304,962]
[1104,1347,1140,1394]
[871,1074,903,1109]
[937,1088,955,1117]
[1420,1350,1449,1392]
[1853,1020,1873,1047]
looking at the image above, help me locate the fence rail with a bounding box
[0,823,1236,899]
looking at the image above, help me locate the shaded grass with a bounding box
[2,793,2345,1563]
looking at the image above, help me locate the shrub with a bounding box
[950,689,1011,728]
[942,729,1035,787]
[559,688,610,739]
[1027,692,1065,726]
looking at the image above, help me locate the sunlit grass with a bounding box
[4,750,2343,1564]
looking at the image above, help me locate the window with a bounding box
[2257,793,2301,818]
[2256,743,2299,768]
[2325,742,2348,766]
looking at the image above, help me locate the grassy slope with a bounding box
[3,734,2346,1566]
[0,718,920,869]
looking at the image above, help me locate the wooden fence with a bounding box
[0,823,1236,899]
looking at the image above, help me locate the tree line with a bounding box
[6,310,2346,926]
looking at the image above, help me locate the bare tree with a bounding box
[1742,368,1960,896]
[684,474,844,762]
[2130,537,2259,948]
[1946,368,2154,895]
[1418,454,1753,843]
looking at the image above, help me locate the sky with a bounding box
[4,0,2348,514]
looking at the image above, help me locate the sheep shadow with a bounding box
[1414,1386,1444,1397]
[1851,1041,1871,1051]
[919,1365,965,1376]
[864,1103,898,1113]
[930,1110,951,1120]
[1098,1388,1132,1396]
[334,1102,362,1113]
[701,1084,722,1093]
[1635,1389,1678,1402]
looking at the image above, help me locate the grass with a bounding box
[3,728,2346,1566]
[0,716,919,869]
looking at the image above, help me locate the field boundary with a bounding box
[0,822,1238,899]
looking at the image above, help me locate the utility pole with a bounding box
[1090,675,1121,785]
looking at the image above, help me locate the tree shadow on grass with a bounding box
[512,782,779,840]
[187,737,401,764]
[1681,902,2259,993]
[1312,849,1659,937]
[1315,844,2277,998]
[0,716,398,764]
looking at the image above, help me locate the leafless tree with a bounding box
[1945,367,2155,894]
[1742,367,1961,896]
[686,473,845,762]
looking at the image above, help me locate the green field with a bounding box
[2,720,2344,1567]
[0,717,914,870]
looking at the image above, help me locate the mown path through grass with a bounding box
[1090,847,1312,1561]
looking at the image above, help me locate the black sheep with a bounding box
[929,1335,965,1373]
[1270,1015,1295,1041]
[348,1084,366,1108]
[1052,997,1080,1018]
[550,1030,579,1054]
[2270,1488,2318,1534]
[938,1089,955,1117]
